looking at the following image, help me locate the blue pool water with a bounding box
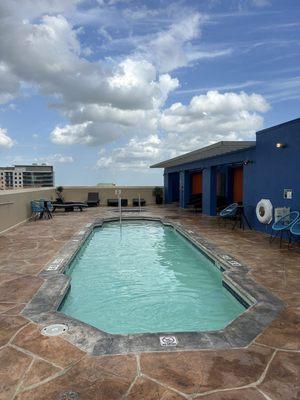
[61,221,245,334]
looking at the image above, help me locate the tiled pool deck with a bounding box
[0,206,299,399]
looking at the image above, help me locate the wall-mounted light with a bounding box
[243,160,253,165]
[276,142,286,149]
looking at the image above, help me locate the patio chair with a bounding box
[289,217,300,245]
[270,211,300,247]
[87,192,100,207]
[107,198,128,207]
[52,202,88,212]
[219,203,239,229]
[31,200,44,221]
[132,198,146,206]
[188,194,202,213]
[52,194,88,212]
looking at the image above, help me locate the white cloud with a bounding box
[51,122,94,145]
[0,127,14,148]
[36,153,74,164]
[263,76,300,103]
[49,57,178,145]
[96,90,270,170]
[0,62,20,104]
[251,0,271,7]
[0,1,271,173]
[143,13,202,73]
[159,90,270,151]
[96,135,162,170]
[0,0,80,20]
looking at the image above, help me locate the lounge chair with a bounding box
[132,198,146,206]
[52,203,87,212]
[31,200,44,220]
[188,194,202,213]
[270,211,300,247]
[290,218,300,245]
[219,203,239,228]
[107,199,128,207]
[87,192,100,207]
[52,197,88,212]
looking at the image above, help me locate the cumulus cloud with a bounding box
[0,1,271,173]
[96,135,162,170]
[51,122,94,145]
[159,90,270,152]
[0,7,180,147]
[0,10,179,112]
[0,127,14,148]
[97,91,270,170]
[0,62,20,104]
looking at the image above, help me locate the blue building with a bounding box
[151,118,300,232]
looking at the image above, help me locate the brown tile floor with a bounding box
[0,206,299,400]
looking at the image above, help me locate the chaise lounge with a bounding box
[52,197,88,212]
[132,198,146,206]
[107,199,128,207]
[87,192,100,207]
[188,194,202,213]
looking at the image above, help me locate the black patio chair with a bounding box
[132,198,146,206]
[87,192,100,207]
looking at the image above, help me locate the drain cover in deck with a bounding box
[41,324,68,336]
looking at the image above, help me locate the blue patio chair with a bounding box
[219,203,239,229]
[290,217,300,245]
[31,200,44,221]
[270,211,300,247]
[47,201,54,212]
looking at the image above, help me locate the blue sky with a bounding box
[0,0,299,186]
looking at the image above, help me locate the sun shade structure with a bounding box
[150,141,255,169]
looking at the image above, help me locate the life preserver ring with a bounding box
[256,199,273,224]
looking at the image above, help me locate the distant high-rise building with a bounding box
[0,164,54,190]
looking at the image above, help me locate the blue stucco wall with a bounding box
[165,147,256,210]
[252,118,300,232]
[202,167,217,215]
[164,172,179,203]
[163,118,300,233]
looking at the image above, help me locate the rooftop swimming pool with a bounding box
[60,221,245,334]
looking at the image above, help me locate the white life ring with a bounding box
[256,199,273,224]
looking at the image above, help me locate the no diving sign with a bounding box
[159,335,178,347]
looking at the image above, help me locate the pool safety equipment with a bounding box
[256,199,273,224]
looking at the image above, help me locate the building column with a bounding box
[224,166,233,203]
[202,167,217,215]
[163,172,169,203]
[179,170,190,208]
